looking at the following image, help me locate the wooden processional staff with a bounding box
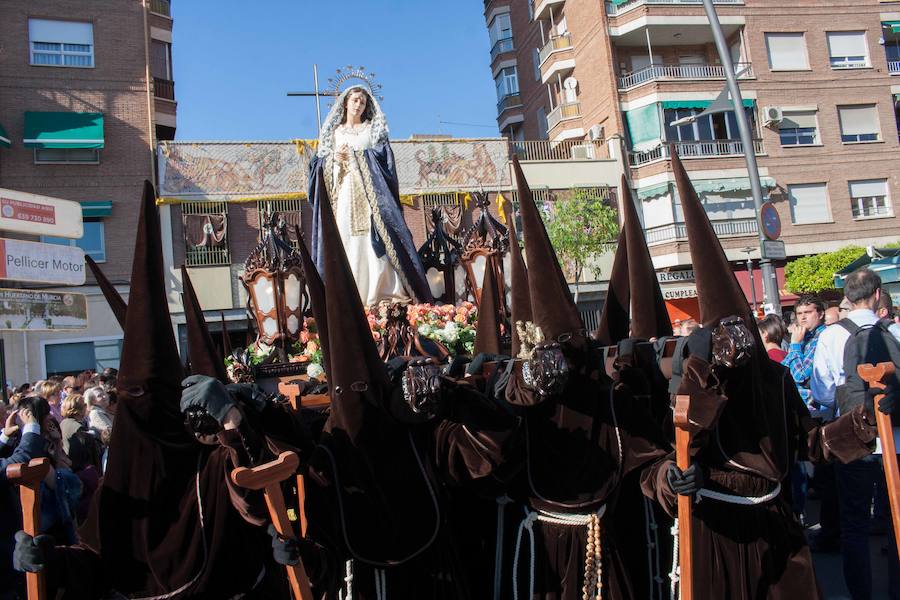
[673,394,694,600]
[7,457,51,600]
[232,451,314,600]
[858,362,900,561]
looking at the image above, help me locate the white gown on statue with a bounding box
[331,123,410,307]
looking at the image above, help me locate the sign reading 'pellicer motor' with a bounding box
[0,238,85,285]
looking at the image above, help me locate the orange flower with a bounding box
[306,341,318,353]
[300,331,310,344]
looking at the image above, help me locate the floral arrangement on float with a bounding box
[367,302,478,357]
[226,316,325,382]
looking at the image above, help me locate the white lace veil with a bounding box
[317,85,389,158]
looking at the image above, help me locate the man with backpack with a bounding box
[812,267,900,599]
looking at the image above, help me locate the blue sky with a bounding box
[172,1,500,141]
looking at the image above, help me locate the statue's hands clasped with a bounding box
[523,342,569,398]
[335,143,350,164]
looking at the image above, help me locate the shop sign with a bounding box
[0,288,87,330]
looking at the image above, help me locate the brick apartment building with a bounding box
[0,0,177,384]
[485,0,900,319]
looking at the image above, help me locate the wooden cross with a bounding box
[673,394,694,600]
[858,361,900,561]
[231,451,313,600]
[7,457,51,600]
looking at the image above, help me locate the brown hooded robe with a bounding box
[45,183,283,599]
[502,158,669,600]
[640,151,878,599]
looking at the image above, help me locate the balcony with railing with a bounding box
[645,217,757,245]
[629,139,764,166]
[618,62,753,90]
[511,139,608,161]
[889,60,900,75]
[150,0,172,17]
[539,34,573,65]
[490,37,515,62]
[547,101,581,131]
[497,93,523,114]
[531,0,566,21]
[606,0,742,17]
[154,77,175,100]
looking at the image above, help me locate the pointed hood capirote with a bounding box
[594,217,630,346]
[512,156,583,343]
[620,175,672,340]
[307,166,441,566]
[317,166,390,432]
[594,177,671,345]
[473,259,503,356]
[671,150,752,327]
[81,181,208,595]
[85,254,127,330]
[507,203,533,357]
[181,265,227,382]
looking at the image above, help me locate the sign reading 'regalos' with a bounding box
[0,288,87,331]
[0,238,85,285]
[0,188,83,239]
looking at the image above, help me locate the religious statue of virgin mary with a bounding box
[309,81,433,307]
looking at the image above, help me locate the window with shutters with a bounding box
[778,110,819,146]
[848,179,891,219]
[827,31,869,69]
[256,198,304,251]
[29,19,94,67]
[765,33,809,71]
[787,183,832,224]
[183,201,230,266]
[838,104,881,143]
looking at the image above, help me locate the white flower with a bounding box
[307,363,324,379]
[418,324,432,337]
[441,322,459,343]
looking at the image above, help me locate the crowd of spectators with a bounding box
[0,368,117,599]
[756,269,900,599]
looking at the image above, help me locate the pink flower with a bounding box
[372,331,382,342]
[300,331,310,344]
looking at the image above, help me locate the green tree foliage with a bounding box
[784,245,865,294]
[541,188,619,297]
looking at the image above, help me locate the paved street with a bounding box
[807,498,891,598]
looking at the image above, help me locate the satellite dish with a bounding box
[563,77,578,90]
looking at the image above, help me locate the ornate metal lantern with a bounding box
[418,208,462,304]
[460,191,509,309]
[240,212,308,360]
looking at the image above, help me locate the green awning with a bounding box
[637,182,671,200]
[662,99,755,110]
[637,176,776,200]
[884,20,900,34]
[24,112,104,149]
[625,104,662,151]
[693,176,777,194]
[81,201,112,218]
[0,123,9,148]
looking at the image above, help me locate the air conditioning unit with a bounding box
[571,144,595,160]
[588,124,605,140]
[762,106,783,126]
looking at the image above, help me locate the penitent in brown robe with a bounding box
[302,165,521,599]
[38,183,294,599]
[639,150,877,600]
[500,158,669,600]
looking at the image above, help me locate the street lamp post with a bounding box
[700,0,782,315]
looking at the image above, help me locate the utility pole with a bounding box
[700,0,781,314]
